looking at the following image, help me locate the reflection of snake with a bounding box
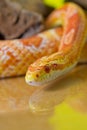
[0,3,87,86]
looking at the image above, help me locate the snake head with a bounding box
[25,53,76,87]
[25,56,52,86]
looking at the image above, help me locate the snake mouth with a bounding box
[25,73,45,87]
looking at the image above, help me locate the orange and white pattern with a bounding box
[0,3,87,87]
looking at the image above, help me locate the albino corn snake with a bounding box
[0,3,87,86]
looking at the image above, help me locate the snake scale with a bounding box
[0,3,87,86]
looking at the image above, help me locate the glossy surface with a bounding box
[0,65,87,130]
[29,65,87,113]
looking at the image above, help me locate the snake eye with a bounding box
[44,65,50,73]
[36,74,39,78]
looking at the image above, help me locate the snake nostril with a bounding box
[52,63,58,70]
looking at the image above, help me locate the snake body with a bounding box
[0,3,87,86]
[25,3,87,86]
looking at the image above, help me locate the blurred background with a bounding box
[0,1,87,130]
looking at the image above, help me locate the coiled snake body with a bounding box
[0,3,87,86]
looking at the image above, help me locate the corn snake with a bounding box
[0,3,87,86]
